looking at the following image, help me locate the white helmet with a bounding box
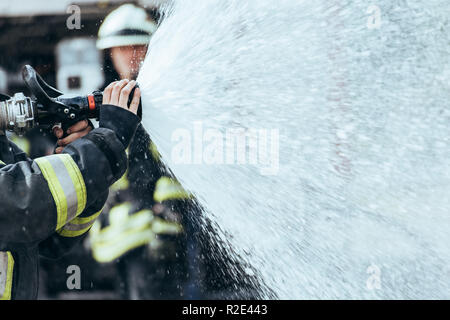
[97,4,158,50]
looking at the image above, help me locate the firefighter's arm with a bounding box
[40,81,141,257]
[0,81,141,244]
[127,124,166,202]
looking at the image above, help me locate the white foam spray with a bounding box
[137,0,450,298]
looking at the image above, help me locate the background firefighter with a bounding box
[90,3,190,299]
[88,3,260,299]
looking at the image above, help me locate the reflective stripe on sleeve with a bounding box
[57,208,103,238]
[0,252,14,300]
[35,154,87,230]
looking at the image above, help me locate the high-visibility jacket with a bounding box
[0,104,140,300]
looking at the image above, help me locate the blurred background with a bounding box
[0,0,162,96]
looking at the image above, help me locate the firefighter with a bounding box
[0,80,141,300]
[89,4,190,299]
[96,3,157,81]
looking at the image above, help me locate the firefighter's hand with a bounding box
[102,79,140,115]
[53,120,93,154]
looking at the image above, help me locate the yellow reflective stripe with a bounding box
[57,209,103,238]
[108,202,132,226]
[5,253,14,300]
[35,157,68,230]
[10,135,30,156]
[35,154,87,230]
[96,209,153,243]
[0,160,5,165]
[69,209,102,225]
[89,210,182,263]
[60,154,86,218]
[0,252,14,300]
[151,218,183,235]
[90,210,154,262]
[57,224,93,238]
[92,229,155,263]
[110,171,129,192]
[153,177,191,202]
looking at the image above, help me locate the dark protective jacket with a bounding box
[0,105,139,300]
[88,124,189,299]
[89,124,262,299]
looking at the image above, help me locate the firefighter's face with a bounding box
[110,45,148,80]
